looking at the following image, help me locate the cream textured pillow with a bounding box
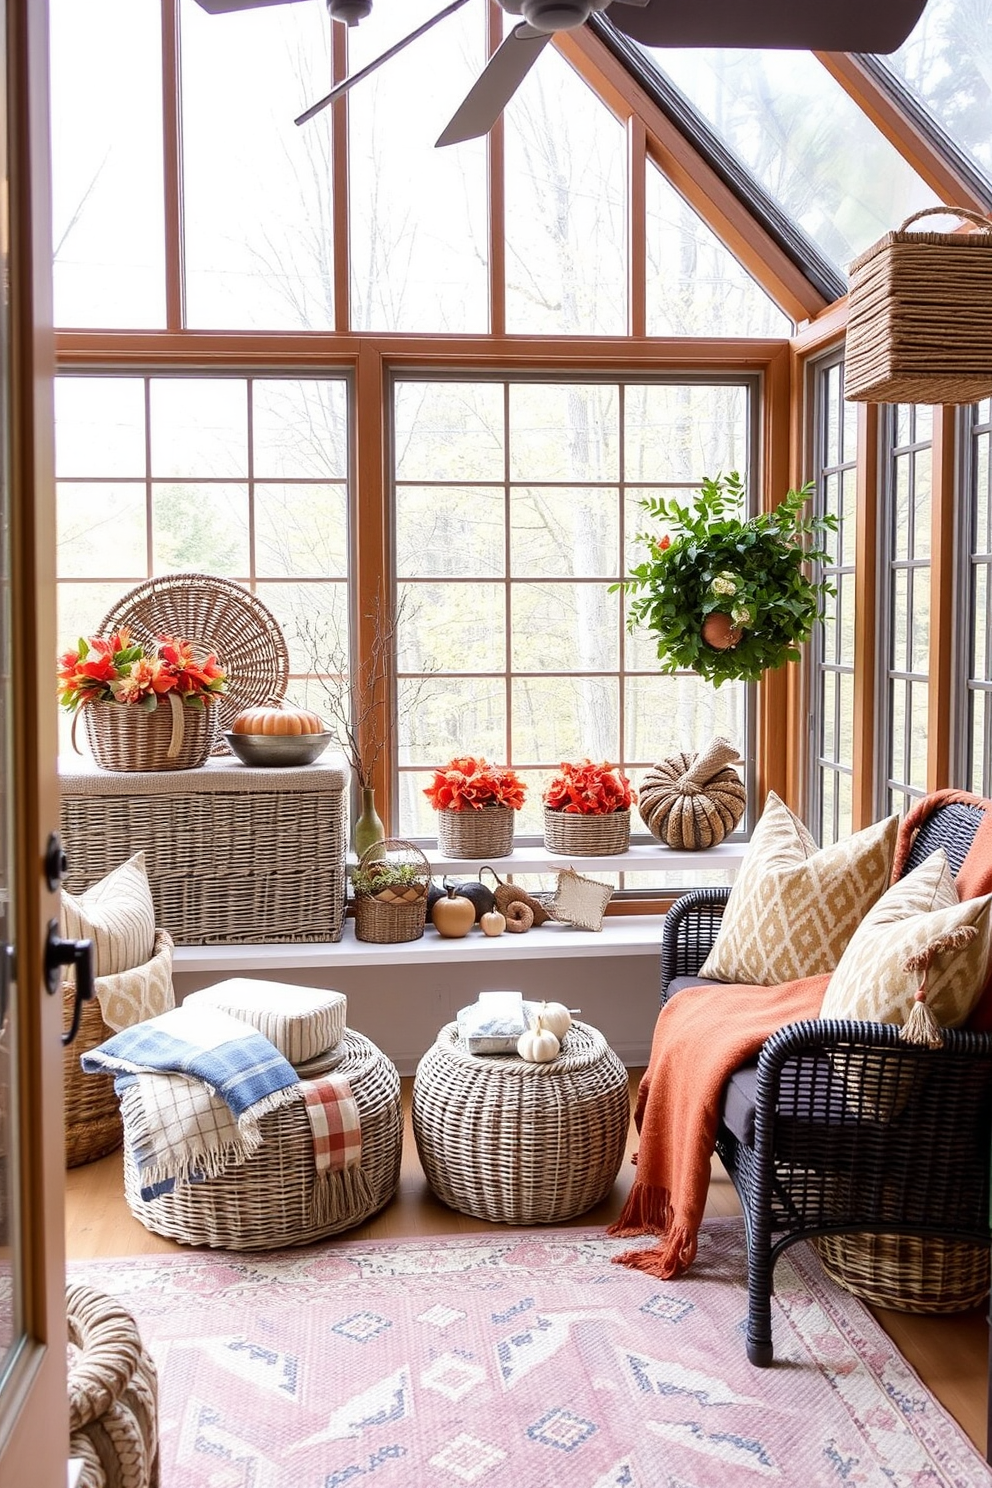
[698,793,899,985]
[820,849,992,1028]
[60,851,156,978]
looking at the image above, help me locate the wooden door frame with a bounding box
[0,0,66,1482]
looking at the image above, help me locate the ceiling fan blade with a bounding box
[295,0,470,125]
[436,24,551,148]
[194,0,305,13]
[606,0,928,52]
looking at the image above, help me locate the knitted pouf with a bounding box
[66,1282,160,1488]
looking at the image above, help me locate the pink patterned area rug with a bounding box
[69,1218,990,1488]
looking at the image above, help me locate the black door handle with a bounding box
[44,919,95,1046]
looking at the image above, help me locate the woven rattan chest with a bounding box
[60,754,349,945]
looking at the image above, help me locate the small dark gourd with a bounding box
[431,884,476,939]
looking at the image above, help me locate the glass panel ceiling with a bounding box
[882,0,992,187]
[625,45,937,274]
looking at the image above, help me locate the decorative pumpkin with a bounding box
[503,900,534,933]
[517,1015,560,1063]
[232,706,325,736]
[480,909,506,937]
[638,736,746,851]
[431,885,476,939]
[538,1001,572,1041]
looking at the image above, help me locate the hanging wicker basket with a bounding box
[79,695,218,773]
[638,737,746,850]
[353,838,431,943]
[845,207,992,405]
[543,806,630,856]
[436,805,515,859]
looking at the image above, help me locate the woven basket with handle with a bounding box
[80,695,218,773]
[845,207,992,405]
[638,737,746,850]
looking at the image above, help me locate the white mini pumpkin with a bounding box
[517,1016,560,1063]
[538,1001,572,1041]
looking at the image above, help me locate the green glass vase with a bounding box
[353,785,385,858]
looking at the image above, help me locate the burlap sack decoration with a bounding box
[638,737,746,850]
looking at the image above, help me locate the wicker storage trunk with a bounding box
[845,207,992,405]
[60,755,348,945]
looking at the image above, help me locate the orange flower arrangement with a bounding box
[543,759,636,816]
[58,628,227,713]
[424,755,526,812]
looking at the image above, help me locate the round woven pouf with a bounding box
[412,1021,630,1224]
[121,1030,402,1250]
[66,1282,159,1488]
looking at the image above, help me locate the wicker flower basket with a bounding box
[543,806,630,856]
[845,207,992,405]
[814,1232,989,1314]
[353,838,431,944]
[436,805,515,858]
[81,695,217,773]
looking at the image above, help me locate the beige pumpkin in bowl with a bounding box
[226,705,332,765]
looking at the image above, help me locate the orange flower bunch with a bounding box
[544,758,636,816]
[424,755,526,812]
[58,628,227,713]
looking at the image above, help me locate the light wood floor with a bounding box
[65,1073,989,1457]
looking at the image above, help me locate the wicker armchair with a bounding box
[661,796,992,1367]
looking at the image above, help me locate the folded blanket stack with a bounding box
[82,986,363,1217]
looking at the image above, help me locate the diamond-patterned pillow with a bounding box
[820,849,992,1027]
[698,793,899,985]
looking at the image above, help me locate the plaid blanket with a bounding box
[82,1003,301,1197]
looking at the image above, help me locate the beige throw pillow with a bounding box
[60,851,156,978]
[820,849,992,1028]
[698,793,899,985]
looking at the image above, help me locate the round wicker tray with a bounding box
[66,1281,159,1488]
[412,1020,630,1225]
[814,1232,990,1313]
[543,806,630,856]
[436,805,515,859]
[122,1030,402,1249]
[98,573,289,747]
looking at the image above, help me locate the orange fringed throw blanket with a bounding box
[607,973,830,1279]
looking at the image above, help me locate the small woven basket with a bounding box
[814,1232,989,1314]
[845,207,992,405]
[638,736,746,850]
[353,838,430,944]
[81,696,217,773]
[66,1282,159,1488]
[64,930,175,1168]
[543,806,630,856]
[437,804,515,859]
[412,1020,630,1225]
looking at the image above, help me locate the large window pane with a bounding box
[349,1,488,332]
[505,49,626,335]
[885,0,992,187]
[50,0,165,328]
[180,0,337,330]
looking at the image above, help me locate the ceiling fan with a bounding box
[194,0,930,146]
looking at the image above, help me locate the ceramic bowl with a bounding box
[224,731,333,767]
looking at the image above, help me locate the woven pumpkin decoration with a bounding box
[638,737,746,850]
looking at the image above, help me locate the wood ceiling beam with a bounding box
[554,27,831,327]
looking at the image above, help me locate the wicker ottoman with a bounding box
[413,1020,630,1224]
[66,1282,160,1488]
[122,1030,402,1250]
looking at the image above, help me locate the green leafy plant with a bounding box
[613,472,837,686]
[352,859,424,897]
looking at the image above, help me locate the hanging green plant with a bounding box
[614,472,837,686]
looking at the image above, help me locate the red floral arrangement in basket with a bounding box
[543,758,636,816]
[58,628,227,713]
[424,755,526,811]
